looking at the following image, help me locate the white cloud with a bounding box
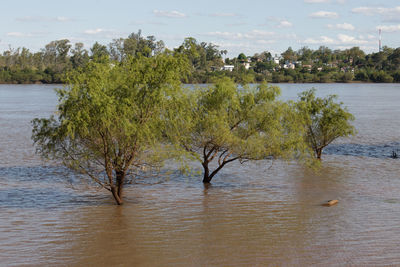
[210,13,238,17]
[304,36,335,44]
[84,28,109,35]
[226,22,248,27]
[82,29,122,39]
[264,17,293,28]
[352,7,384,16]
[16,16,73,22]
[256,40,276,44]
[6,32,47,38]
[303,34,372,46]
[337,34,369,45]
[377,25,400,32]
[304,0,347,4]
[352,6,400,22]
[7,32,31,37]
[304,0,330,3]
[305,0,347,4]
[212,41,279,57]
[205,30,275,40]
[309,11,339,19]
[153,10,186,18]
[352,6,400,16]
[327,23,355,31]
[130,20,167,26]
[55,16,71,22]
[277,20,293,28]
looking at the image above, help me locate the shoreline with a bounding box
[1,81,400,85]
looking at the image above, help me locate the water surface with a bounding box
[1,84,400,266]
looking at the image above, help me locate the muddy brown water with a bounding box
[1,84,400,266]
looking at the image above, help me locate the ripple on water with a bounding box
[1,84,400,266]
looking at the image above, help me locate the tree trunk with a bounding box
[111,186,123,205]
[202,161,212,183]
[116,170,125,198]
[111,170,125,205]
[316,148,322,160]
[202,157,235,183]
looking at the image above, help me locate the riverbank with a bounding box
[0,80,399,85]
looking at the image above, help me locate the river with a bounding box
[1,83,400,266]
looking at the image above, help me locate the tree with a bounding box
[281,47,297,62]
[108,32,164,61]
[90,42,109,62]
[174,37,224,81]
[123,31,157,58]
[43,39,71,67]
[252,51,271,63]
[173,77,304,183]
[70,43,89,68]
[346,47,365,66]
[297,89,355,159]
[314,46,332,64]
[108,38,125,61]
[237,53,247,61]
[297,47,312,63]
[387,48,400,70]
[32,54,189,205]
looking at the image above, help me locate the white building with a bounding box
[272,55,281,64]
[283,63,295,69]
[242,62,251,70]
[221,65,234,71]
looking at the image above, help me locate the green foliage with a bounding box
[297,89,355,159]
[173,77,305,183]
[238,53,247,61]
[392,71,400,82]
[32,54,189,204]
[369,70,394,83]
[281,47,297,62]
[355,70,369,82]
[174,37,225,82]
[2,33,400,84]
[340,72,354,83]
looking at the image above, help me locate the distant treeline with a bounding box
[1,30,400,84]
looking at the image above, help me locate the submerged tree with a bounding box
[173,77,305,183]
[32,54,188,205]
[297,89,355,159]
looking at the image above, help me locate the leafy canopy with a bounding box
[297,88,355,159]
[32,53,189,204]
[173,77,305,183]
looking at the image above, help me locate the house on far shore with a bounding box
[242,58,251,70]
[237,57,251,70]
[221,65,235,71]
[283,62,295,69]
[272,55,281,64]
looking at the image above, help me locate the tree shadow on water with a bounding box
[324,142,400,159]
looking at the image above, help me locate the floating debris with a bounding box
[322,199,339,207]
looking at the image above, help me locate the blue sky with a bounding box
[1,0,399,57]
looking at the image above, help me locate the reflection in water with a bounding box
[1,84,400,266]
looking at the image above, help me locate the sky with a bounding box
[1,0,400,57]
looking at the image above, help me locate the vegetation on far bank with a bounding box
[2,30,400,84]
